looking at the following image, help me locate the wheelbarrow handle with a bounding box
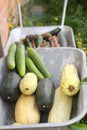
[61,0,68,30]
[17,0,23,27]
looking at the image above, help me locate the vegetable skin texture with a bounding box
[19,72,38,95]
[60,64,80,96]
[59,32,68,47]
[35,34,43,47]
[7,43,16,70]
[48,87,73,123]
[0,71,21,103]
[27,47,51,79]
[15,94,40,124]
[36,78,55,111]
[15,43,26,77]
[48,27,61,35]
[26,57,44,80]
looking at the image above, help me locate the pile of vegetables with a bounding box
[48,64,80,123]
[21,27,69,48]
[7,42,51,79]
[0,42,84,126]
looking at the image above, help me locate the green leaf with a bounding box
[69,123,87,130]
[79,77,87,87]
[81,77,87,82]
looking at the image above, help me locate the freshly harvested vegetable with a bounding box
[58,31,68,47]
[15,42,26,77]
[32,39,36,48]
[42,32,51,39]
[48,27,61,35]
[27,47,51,79]
[40,111,49,123]
[48,87,73,123]
[49,36,60,47]
[40,40,50,47]
[21,27,69,48]
[60,64,80,96]
[35,34,43,47]
[19,72,38,95]
[36,78,55,111]
[15,94,41,124]
[0,71,21,102]
[7,43,16,70]
[26,57,44,80]
[26,38,32,47]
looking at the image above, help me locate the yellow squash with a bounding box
[60,64,80,96]
[48,87,73,123]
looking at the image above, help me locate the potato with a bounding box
[19,72,38,95]
[15,94,41,124]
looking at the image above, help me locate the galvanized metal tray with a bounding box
[4,25,76,55]
[0,47,87,130]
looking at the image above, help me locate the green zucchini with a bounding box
[26,38,32,47]
[35,35,43,47]
[26,57,44,80]
[15,42,26,77]
[40,111,49,123]
[58,32,68,47]
[36,78,55,111]
[48,27,61,35]
[7,43,16,70]
[0,71,21,102]
[27,47,51,79]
